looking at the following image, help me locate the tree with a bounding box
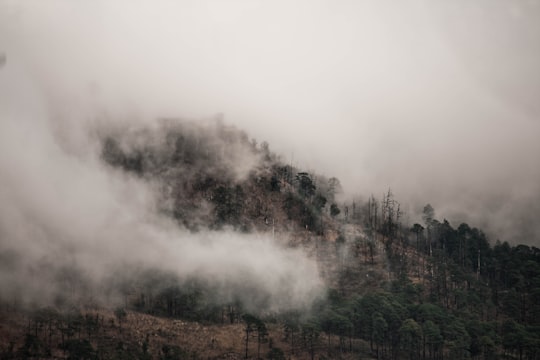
[327,177,342,202]
[330,203,340,218]
[422,320,442,360]
[502,319,528,359]
[255,319,268,359]
[372,312,387,359]
[313,194,327,212]
[160,344,189,360]
[355,292,407,358]
[411,223,426,278]
[295,172,316,199]
[411,223,424,252]
[480,335,496,360]
[267,347,285,360]
[283,312,300,355]
[422,204,435,257]
[422,204,435,226]
[381,189,400,238]
[399,319,422,360]
[114,307,127,333]
[64,339,95,360]
[269,176,280,192]
[301,321,320,360]
[319,308,352,355]
[444,319,470,360]
[367,194,379,230]
[242,314,258,359]
[31,307,59,356]
[19,333,45,359]
[211,185,245,228]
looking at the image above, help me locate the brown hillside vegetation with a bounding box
[2,120,540,360]
[0,307,375,359]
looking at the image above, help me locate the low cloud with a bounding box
[1,0,538,286]
[0,62,322,310]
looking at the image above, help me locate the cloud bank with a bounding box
[0,60,322,310]
[1,0,539,249]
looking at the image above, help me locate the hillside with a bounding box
[1,119,539,360]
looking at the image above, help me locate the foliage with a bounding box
[294,172,316,199]
[63,339,95,360]
[9,121,539,360]
[160,344,190,360]
[267,347,286,360]
[330,203,340,218]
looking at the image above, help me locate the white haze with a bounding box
[0,1,539,250]
[0,59,322,309]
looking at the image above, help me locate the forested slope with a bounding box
[1,119,539,360]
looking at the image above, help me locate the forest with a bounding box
[1,119,539,360]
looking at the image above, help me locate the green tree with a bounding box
[372,312,387,359]
[399,318,422,360]
[301,321,320,360]
[422,320,442,360]
[267,347,285,360]
[502,319,528,359]
[319,308,352,355]
[283,312,300,355]
[444,319,470,360]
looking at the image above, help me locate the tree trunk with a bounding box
[245,327,249,359]
[257,335,261,359]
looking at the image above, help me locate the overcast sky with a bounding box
[1,0,539,245]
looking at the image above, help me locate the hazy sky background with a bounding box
[1,0,539,245]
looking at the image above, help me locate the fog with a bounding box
[1,0,539,258]
[0,49,322,309]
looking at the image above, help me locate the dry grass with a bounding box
[2,306,371,359]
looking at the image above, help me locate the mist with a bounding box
[1,0,539,275]
[0,57,323,310]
